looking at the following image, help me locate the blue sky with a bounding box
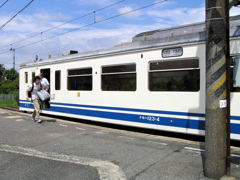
[0,0,239,69]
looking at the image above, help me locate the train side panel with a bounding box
[19,40,240,140]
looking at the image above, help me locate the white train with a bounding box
[19,15,240,140]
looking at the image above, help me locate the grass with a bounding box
[0,100,19,109]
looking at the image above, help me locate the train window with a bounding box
[55,70,61,90]
[231,56,240,92]
[32,72,35,83]
[102,64,136,91]
[67,68,92,91]
[68,68,92,76]
[25,72,28,83]
[149,59,200,91]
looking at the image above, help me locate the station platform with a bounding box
[0,108,239,180]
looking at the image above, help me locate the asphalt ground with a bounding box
[0,108,240,180]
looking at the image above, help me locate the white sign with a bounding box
[219,100,227,108]
[50,94,55,99]
[162,47,183,58]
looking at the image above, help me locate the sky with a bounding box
[0,0,239,70]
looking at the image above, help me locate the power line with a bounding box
[0,0,167,54]
[1,62,20,65]
[0,0,126,49]
[0,0,9,9]
[16,0,168,50]
[0,0,34,30]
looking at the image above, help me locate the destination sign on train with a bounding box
[162,47,183,58]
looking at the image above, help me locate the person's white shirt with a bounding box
[27,82,46,100]
[41,77,49,86]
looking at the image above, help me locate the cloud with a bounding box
[1,2,239,71]
[147,4,239,27]
[147,6,205,26]
[0,7,190,70]
[118,6,143,19]
[1,19,167,70]
[0,11,72,33]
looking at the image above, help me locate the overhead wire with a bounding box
[0,0,167,54]
[1,62,20,65]
[0,0,9,9]
[0,0,34,30]
[0,0,126,49]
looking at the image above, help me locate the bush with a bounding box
[0,67,19,108]
[0,77,19,94]
[11,91,19,105]
[0,99,19,108]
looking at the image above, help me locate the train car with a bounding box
[19,15,240,140]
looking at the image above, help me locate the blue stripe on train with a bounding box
[19,101,240,135]
[19,102,205,130]
[20,100,205,118]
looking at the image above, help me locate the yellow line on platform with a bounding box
[5,116,22,119]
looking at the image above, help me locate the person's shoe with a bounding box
[37,119,42,123]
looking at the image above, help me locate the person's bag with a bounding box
[40,100,50,110]
[27,84,34,98]
[37,90,50,101]
[27,91,31,98]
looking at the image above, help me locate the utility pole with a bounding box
[13,48,15,70]
[205,0,227,178]
[205,0,240,178]
[10,48,15,70]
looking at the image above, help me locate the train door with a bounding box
[40,68,51,92]
[230,55,240,138]
[40,68,51,110]
[231,56,240,92]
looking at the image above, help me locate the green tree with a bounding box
[3,68,18,81]
[0,68,19,107]
[0,68,19,94]
[0,77,19,94]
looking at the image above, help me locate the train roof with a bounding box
[20,15,240,68]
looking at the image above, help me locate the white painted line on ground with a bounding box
[15,119,24,122]
[8,114,13,115]
[148,141,168,146]
[0,145,127,180]
[118,136,134,140]
[59,124,68,127]
[95,131,105,134]
[184,147,205,152]
[76,127,86,130]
